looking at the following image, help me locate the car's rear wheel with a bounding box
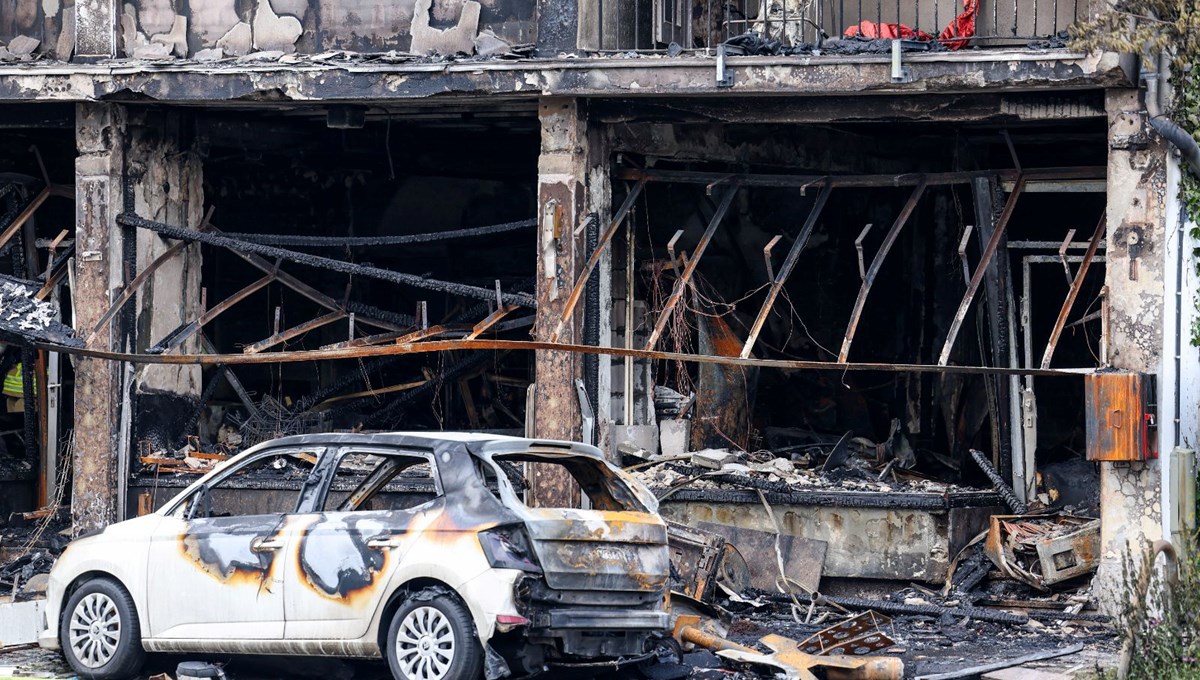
[386,589,482,680]
[59,577,145,679]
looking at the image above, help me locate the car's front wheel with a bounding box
[386,588,483,680]
[59,577,146,679]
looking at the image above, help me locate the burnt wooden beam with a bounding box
[1040,212,1106,369]
[155,272,276,354]
[645,186,737,352]
[937,177,1026,366]
[741,182,832,358]
[838,179,928,363]
[243,310,347,354]
[617,166,1103,190]
[550,178,646,343]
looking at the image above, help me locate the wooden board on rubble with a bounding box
[695,521,827,594]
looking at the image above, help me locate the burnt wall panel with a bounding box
[115,0,534,58]
[0,0,70,60]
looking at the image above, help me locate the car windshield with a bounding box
[481,452,652,512]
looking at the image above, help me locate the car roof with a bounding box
[240,431,604,459]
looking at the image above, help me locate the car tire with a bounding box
[59,577,146,680]
[386,588,483,680]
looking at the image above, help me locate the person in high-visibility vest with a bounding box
[3,362,34,398]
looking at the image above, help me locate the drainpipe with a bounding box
[1144,52,1200,177]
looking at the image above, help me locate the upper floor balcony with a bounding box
[0,0,1102,62]
[581,0,1098,52]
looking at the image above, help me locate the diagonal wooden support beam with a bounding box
[1040,211,1105,370]
[209,224,407,334]
[86,208,215,345]
[159,273,275,354]
[466,304,518,340]
[393,324,474,345]
[838,179,928,363]
[740,182,832,359]
[937,177,1026,366]
[645,186,738,352]
[550,178,646,343]
[243,310,347,354]
[0,186,49,254]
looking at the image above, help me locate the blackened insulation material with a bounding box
[583,213,600,432]
[345,301,416,328]
[969,449,1027,514]
[769,592,1028,625]
[1027,609,1110,623]
[120,214,538,309]
[0,275,82,347]
[224,219,536,248]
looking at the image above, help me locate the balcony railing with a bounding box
[580,0,1096,52]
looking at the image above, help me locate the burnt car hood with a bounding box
[522,509,669,592]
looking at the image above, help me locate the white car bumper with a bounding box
[38,627,60,650]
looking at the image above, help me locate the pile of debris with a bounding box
[625,439,984,497]
[661,510,1110,679]
[0,507,69,602]
[0,275,79,348]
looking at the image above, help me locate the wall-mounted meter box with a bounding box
[1084,372,1157,462]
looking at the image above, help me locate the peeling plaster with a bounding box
[410,0,480,55]
[136,0,177,36]
[189,0,239,48]
[252,0,302,53]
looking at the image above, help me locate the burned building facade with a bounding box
[0,0,1193,617]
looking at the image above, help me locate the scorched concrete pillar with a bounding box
[529,98,609,506]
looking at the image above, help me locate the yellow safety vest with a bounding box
[3,363,34,398]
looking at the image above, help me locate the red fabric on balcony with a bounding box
[842,21,932,41]
[842,0,978,49]
[938,0,979,49]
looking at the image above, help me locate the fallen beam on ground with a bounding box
[914,643,1084,680]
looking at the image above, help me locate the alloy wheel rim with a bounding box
[395,606,456,680]
[68,593,121,669]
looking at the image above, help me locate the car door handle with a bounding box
[366,536,405,549]
[251,537,286,552]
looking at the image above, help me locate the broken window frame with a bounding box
[484,450,654,512]
[320,446,444,513]
[166,446,326,520]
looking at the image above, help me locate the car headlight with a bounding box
[478,525,542,573]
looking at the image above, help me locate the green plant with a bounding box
[1070,3,1200,346]
[1106,536,1200,679]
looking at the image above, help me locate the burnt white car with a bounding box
[40,433,670,680]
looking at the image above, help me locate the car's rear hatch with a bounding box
[522,508,669,592]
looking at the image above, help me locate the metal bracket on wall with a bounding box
[716,44,734,88]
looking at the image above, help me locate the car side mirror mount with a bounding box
[186,485,210,520]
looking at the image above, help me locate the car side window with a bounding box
[322,449,439,512]
[180,448,322,519]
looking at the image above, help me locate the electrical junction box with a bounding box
[1084,372,1157,462]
